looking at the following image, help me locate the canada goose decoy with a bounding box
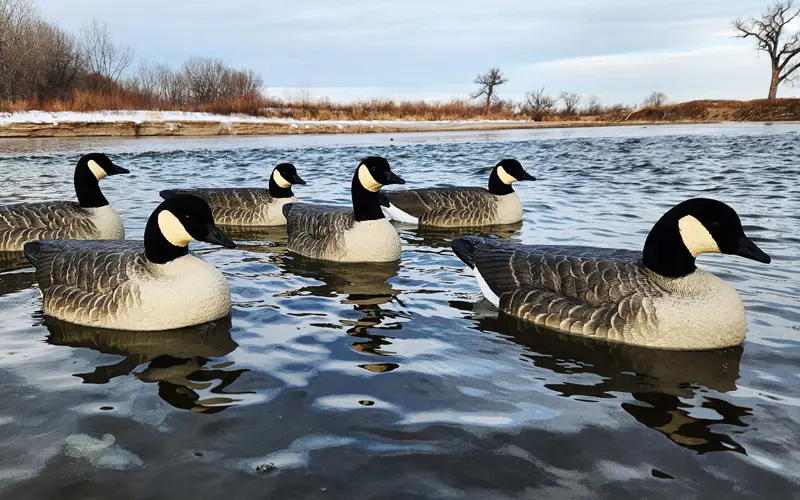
[452,198,771,350]
[24,194,235,331]
[379,159,535,227]
[0,153,129,252]
[282,156,405,262]
[159,163,306,227]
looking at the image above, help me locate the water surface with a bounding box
[0,124,798,498]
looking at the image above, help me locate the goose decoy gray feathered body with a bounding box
[380,159,535,227]
[452,198,771,350]
[282,157,406,263]
[159,163,306,227]
[0,153,129,252]
[24,194,235,331]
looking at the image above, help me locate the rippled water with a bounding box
[0,124,798,498]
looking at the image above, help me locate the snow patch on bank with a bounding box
[0,110,518,127]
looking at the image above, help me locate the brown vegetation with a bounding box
[626,99,800,122]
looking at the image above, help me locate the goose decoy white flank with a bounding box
[452,198,771,350]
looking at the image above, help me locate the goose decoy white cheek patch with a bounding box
[272,169,292,188]
[678,215,720,257]
[358,164,383,192]
[157,210,193,247]
[496,165,517,185]
[88,160,107,180]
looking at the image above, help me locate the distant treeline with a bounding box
[1,0,665,121]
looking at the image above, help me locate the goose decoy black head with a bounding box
[355,156,405,192]
[643,198,770,278]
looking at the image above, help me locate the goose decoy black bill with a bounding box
[452,198,771,350]
[0,153,129,252]
[282,156,405,262]
[24,194,235,331]
[159,163,306,227]
[380,159,535,227]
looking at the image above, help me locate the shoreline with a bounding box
[2,98,798,138]
[0,118,703,138]
[0,110,704,138]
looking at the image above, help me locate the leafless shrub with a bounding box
[582,95,605,115]
[559,92,581,115]
[179,56,263,105]
[521,87,557,120]
[643,91,668,107]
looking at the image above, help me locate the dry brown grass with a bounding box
[625,99,800,122]
[1,88,519,121]
[4,91,800,123]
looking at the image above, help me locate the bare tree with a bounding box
[733,1,800,99]
[471,68,508,113]
[80,19,134,82]
[643,91,668,107]
[560,92,581,115]
[521,87,557,120]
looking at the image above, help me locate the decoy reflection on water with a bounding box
[452,299,750,454]
[0,251,32,274]
[44,315,250,414]
[280,254,403,373]
[0,265,35,297]
[404,222,523,252]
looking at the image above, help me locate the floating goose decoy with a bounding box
[282,156,405,262]
[379,159,535,227]
[159,163,306,227]
[24,194,235,331]
[452,198,771,350]
[0,153,129,252]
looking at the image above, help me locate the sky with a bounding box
[37,0,800,104]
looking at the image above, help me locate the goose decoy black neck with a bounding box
[351,156,405,222]
[144,194,235,264]
[269,163,306,199]
[642,198,770,278]
[487,159,535,196]
[74,153,129,208]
